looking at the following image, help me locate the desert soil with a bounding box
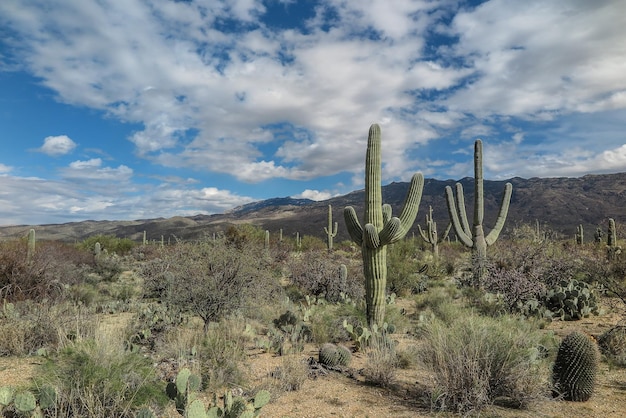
[1,303,625,418]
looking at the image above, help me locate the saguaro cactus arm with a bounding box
[445,185,474,247]
[344,207,363,246]
[485,182,513,246]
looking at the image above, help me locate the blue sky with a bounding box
[1,0,626,226]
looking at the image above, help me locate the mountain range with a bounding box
[2,173,626,244]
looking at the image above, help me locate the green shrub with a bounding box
[0,240,92,302]
[0,300,96,356]
[140,238,279,331]
[287,251,364,303]
[362,334,398,388]
[198,317,249,392]
[77,234,135,255]
[34,340,168,417]
[419,313,551,414]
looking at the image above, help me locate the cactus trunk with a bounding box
[345,124,423,327]
[324,204,338,251]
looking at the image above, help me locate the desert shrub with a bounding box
[198,316,250,392]
[267,355,309,392]
[0,240,93,302]
[598,325,626,367]
[299,235,326,252]
[482,238,585,313]
[77,234,135,256]
[224,224,266,248]
[305,298,366,344]
[0,300,96,356]
[362,334,398,388]
[387,238,428,296]
[419,314,551,414]
[140,238,279,331]
[287,251,364,303]
[127,303,186,351]
[34,339,167,417]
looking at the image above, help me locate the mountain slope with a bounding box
[2,173,626,243]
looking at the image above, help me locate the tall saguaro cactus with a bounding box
[445,139,513,287]
[324,204,338,251]
[344,124,424,327]
[417,205,451,259]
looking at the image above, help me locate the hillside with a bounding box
[2,173,626,243]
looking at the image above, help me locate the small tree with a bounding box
[141,238,275,331]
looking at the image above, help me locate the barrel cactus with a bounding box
[319,343,351,367]
[552,331,599,401]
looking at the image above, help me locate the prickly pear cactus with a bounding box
[14,390,37,413]
[0,386,14,407]
[552,331,599,401]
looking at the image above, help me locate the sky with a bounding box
[1,0,626,226]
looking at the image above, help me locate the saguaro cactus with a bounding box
[575,224,584,245]
[26,228,36,265]
[324,204,338,251]
[445,139,512,287]
[417,205,451,259]
[344,124,424,327]
[608,218,617,247]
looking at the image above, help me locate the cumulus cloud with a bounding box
[1,0,626,225]
[37,135,77,156]
[291,189,334,201]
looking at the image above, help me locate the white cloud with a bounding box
[37,135,77,156]
[0,0,624,225]
[444,1,626,118]
[62,158,133,182]
[0,164,12,173]
[291,189,333,201]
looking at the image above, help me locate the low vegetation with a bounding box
[0,220,625,417]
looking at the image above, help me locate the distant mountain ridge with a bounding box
[2,172,626,243]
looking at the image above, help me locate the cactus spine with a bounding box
[552,331,599,401]
[417,205,451,259]
[575,224,584,245]
[344,124,424,327]
[324,204,338,251]
[445,139,512,287]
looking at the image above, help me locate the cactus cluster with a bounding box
[344,124,424,327]
[552,331,599,402]
[167,368,270,418]
[264,310,312,355]
[544,279,599,321]
[319,343,352,367]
